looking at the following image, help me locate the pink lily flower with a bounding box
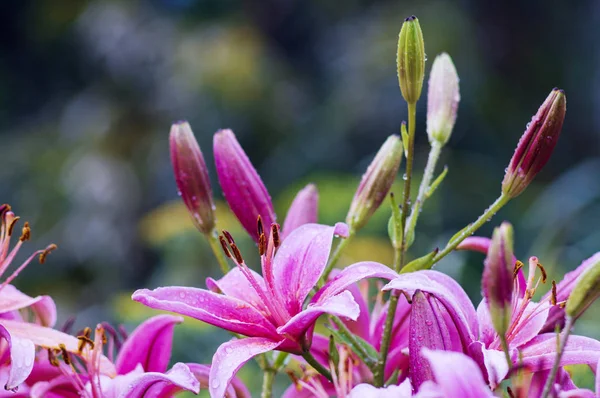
[133,222,398,397]
[283,279,411,397]
[383,253,600,390]
[213,129,318,242]
[29,315,201,397]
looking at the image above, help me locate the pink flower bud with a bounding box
[346,135,403,231]
[482,222,514,336]
[502,89,566,198]
[213,129,276,242]
[170,121,216,234]
[427,53,460,146]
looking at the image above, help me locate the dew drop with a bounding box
[211,379,220,389]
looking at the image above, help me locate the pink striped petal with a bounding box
[0,285,57,327]
[116,315,183,375]
[132,287,278,339]
[273,223,347,315]
[210,337,282,398]
[0,325,35,391]
[281,184,319,240]
[206,268,267,314]
[277,290,359,340]
[519,334,600,371]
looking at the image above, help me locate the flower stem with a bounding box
[207,228,230,274]
[499,334,513,370]
[261,368,276,398]
[541,316,574,398]
[404,141,442,248]
[320,231,355,286]
[430,193,511,266]
[302,350,332,382]
[374,246,403,386]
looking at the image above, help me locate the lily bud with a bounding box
[213,129,276,243]
[170,121,216,234]
[565,254,600,320]
[482,222,514,337]
[427,53,460,146]
[397,15,426,104]
[502,89,566,198]
[346,135,403,231]
[281,184,318,240]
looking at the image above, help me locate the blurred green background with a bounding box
[2,0,600,395]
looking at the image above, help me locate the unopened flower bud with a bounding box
[427,53,460,146]
[170,121,216,234]
[213,129,276,243]
[281,184,318,240]
[502,89,566,198]
[565,254,600,320]
[482,222,514,337]
[397,15,426,104]
[346,135,403,231]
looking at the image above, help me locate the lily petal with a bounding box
[519,334,600,372]
[0,285,57,327]
[421,348,494,397]
[132,287,278,339]
[281,184,319,240]
[116,314,183,375]
[210,337,282,398]
[273,223,346,315]
[0,324,35,391]
[467,341,509,389]
[313,262,399,304]
[206,268,267,314]
[183,363,251,398]
[277,290,359,341]
[348,382,412,397]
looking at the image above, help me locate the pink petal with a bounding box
[348,382,412,397]
[341,281,370,340]
[313,262,399,304]
[206,268,267,314]
[467,341,509,388]
[116,314,183,375]
[383,271,478,347]
[132,287,278,339]
[0,319,116,377]
[210,337,282,398]
[508,299,549,347]
[421,349,494,397]
[0,325,35,391]
[277,290,359,340]
[103,363,200,398]
[213,129,276,242]
[0,285,57,327]
[281,184,319,240]
[273,223,346,315]
[180,363,251,398]
[519,334,600,372]
[29,375,80,398]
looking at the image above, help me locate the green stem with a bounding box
[399,102,417,262]
[374,247,402,386]
[499,334,513,370]
[541,317,574,398]
[404,142,442,249]
[207,228,230,274]
[261,369,275,398]
[272,351,289,371]
[329,316,377,368]
[319,232,355,287]
[431,193,511,266]
[302,350,332,381]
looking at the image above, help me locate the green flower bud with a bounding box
[346,135,403,231]
[397,16,426,104]
[566,254,600,320]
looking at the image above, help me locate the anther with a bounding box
[39,244,57,264]
[19,222,31,242]
[551,280,557,306]
[536,262,547,283]
[513,260,524,277]
[257,216,264,238]
[222,230,235,245]
[47,348,59,367]
[507,386,515,398]
[271,224,281,248]
[7,216,20,237]
[230,243,244,264]
[219,235,232,258]
[59,344,71,365]
[258,233,266,256]
[0,204,10,218]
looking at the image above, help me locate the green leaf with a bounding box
[325,325,379,366]
[400,122,409,158]
[387,193,403,249]
[425,165,448,199]
[401,248,439,273]
[328,335,340,370]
